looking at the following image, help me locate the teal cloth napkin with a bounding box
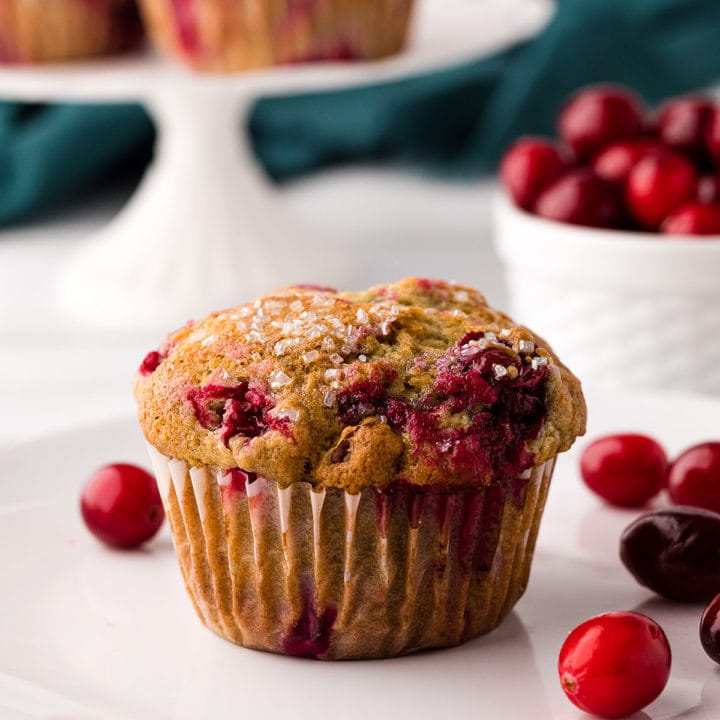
[2,0,720,226]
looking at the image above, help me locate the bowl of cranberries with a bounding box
[494,84,720,395]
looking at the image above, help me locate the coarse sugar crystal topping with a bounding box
[135,279,586,491]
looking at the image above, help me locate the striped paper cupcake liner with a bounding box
[148,445,555,659]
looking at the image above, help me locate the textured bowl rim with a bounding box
[492,191,720,295]
[493,191,720,248]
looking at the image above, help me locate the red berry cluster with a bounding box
[500,84,720,235]
[560,437,720,718]
[581,434,720,511]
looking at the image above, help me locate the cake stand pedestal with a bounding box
[0,0,549,328]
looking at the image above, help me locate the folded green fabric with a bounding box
[2,0,720,227]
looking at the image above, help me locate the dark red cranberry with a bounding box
[700,593,720,664]
[621,508,720,602]
[580,433,667,507]
[658,96,714,162]
[558,611,671,719]
[625,148,697,229]
[696,175,720,204]
[80,464,164,549]
[557,85,646,160]
[661,203,720,236]
[499,137,567,211]
[590,139,657,184]
[704,106,720,163]
[534,170,624,229]
[668,442,720,512]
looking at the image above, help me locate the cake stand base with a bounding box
[58,90,315,327]
[0,0,550,328]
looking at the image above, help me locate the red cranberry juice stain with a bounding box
[220,469,254,506]
[170,0,201,55]
[282,581,337,659]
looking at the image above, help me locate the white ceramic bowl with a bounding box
[493,192,720,395]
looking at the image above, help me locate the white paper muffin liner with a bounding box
[148,444,555,660]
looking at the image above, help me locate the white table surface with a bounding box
[0,170,503,446]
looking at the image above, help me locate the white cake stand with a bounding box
[0,0,550,328]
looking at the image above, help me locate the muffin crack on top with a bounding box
[135,278,586,494]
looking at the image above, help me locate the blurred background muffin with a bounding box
[137,0,415,71]
[0,0,143,63]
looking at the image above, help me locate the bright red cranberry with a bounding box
[700,593,720,664]
[696,175,720,204]
[558,85,645,160]
[626,148,697,229]
[590,140,657,184]
[500,137,567,211]
[534,170,624,228]
[704,106,720,163]
[559,611,671,719]
[667,442,720,513]
[661,203,720,236]
[80,464,164,549]
[658,96,714,162]
[139,350,165,376]
[580,433,668,507]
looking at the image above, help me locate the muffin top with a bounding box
[135,278,586,493]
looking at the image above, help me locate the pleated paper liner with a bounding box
[138,0,415,71]
[148,445,555,660]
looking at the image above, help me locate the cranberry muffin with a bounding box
[135,278,586,659]
[137,0,414,72]
[0,0,142,63]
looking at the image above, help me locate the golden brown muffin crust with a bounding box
[135,278,586,492]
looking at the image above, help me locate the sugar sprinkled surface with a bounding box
[269,370,292,389]
[518,340,535,353]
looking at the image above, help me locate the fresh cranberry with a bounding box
[705,106,720,163]
[580,433,667,507]
[499,137,567,211]
[557,85,645,160]
[620,508,720,603]
[590,140,657,184]
[661,203,720,236]
[667,442,720,512]
[80,464,164,549]
[700,593,720,664]
[534,170,624,229]
[559,611,671,719]
[658,96,714,162]
[625,148,697,229]
[696,175,720,204]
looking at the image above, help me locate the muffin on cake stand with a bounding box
[0,0,550,328]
